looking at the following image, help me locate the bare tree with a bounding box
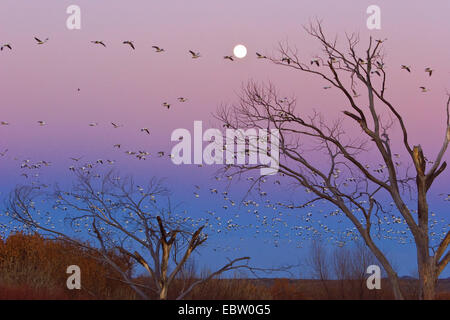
[306,239,331,298]
[306,239,381,299]
[332,245,352,299]
[6,170,250,300]
[332,240,380,299]
[216,21,450,299]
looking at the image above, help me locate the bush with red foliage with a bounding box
[0,232,135,299]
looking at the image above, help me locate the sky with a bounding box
[0,0,449,278]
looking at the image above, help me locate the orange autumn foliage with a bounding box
[270,278,305,300]
[0,232,136,299]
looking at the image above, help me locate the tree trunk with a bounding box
[388,270,404,300]
[415,237,437,300]
[415,166,436,300]
[359,229,404,300]
[159,286,168,300]
[418,258,436,300]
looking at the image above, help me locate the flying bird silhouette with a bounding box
[123,41,135,50]
[282,57,291,64]
[256,52,267,59]
[401,65,411,72]
[189,50,201,59]
[1,44,12,51]
[34,37,49,45]
[311,59,320,67]
[152,46,165,52]
[91,41,106,47]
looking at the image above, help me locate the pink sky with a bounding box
[0,0,449,190]
[1,1,449,153]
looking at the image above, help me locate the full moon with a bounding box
[233,44,247,59]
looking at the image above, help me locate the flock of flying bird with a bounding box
[0,137,448,250]
[2,37,241,60]
[1,36,437,97]
[0,36,448,250]
[0,157,448,250]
